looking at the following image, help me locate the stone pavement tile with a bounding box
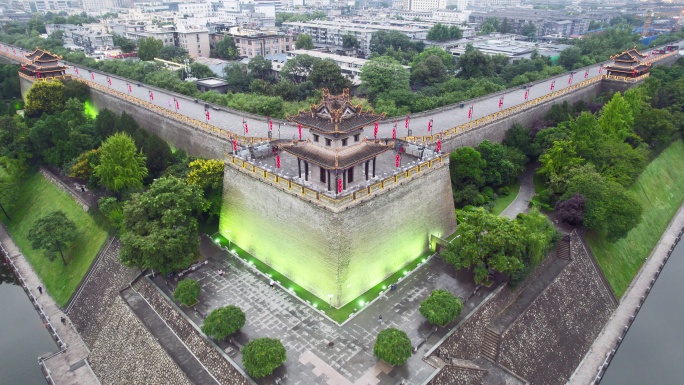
[150,235,493,385]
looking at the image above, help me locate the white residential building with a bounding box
[177,24,211,58]
[402,0,446,12]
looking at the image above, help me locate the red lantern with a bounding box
[269,120,273,131]
[298,124,302,140]
[374,122,378,138]
[468,106,473,119]
[436,140,441,152]
[427,120,432,132]
[405,115,409,129]
[150,91,154,100]
[550,80,555,91]
[244,123,248,133]
[276,155,281,168]
[205,110,210,120]
[498,96,504,108]
[175,99,180,110]
[584,70,589,79]
[91,73,95,80]
[392,126,396,139]
[128,84,132,93]
[75,67,79,74]
[567,74,572,84]
[524,90,529,100]
[395,154,401,167]
[232,138,238,152]
[599,65,603,74]
[337,178,343,193]
[107,77,111,86]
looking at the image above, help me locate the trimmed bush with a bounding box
[173,278,200,306]
[242,338,287,378]
[201,305,245,340]
[419,289,463,326]
[373,328,412,366]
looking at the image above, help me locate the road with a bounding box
[1,41,681,141]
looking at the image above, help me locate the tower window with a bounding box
[325,138,332,146]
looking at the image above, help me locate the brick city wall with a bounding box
[219,162,456,307]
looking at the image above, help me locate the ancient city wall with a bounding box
[219,161,456,307]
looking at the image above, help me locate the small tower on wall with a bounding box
[220,89,457,308]
[20,48,69,79]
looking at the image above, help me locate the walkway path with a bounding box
[0,225,99,385]
[568,203,684,384]
[500,164,536,219]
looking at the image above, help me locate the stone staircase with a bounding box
[556,236,572,261]
[480,327,501,362]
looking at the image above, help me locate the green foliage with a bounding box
[369,30,423,64]
[216,36,239,60]
[360,56,410,102]
[441,208,556,284]
[119,176,205,273]
[223,63,253,92]
[295,34,314,50]
[373,328,412,365]
[309,59,351,94]
[94,132,148,192]
[342,34,359,49]
[248,55,273,80]
[426,23,462,41]
[419,290,463,325]
[25,80,65,117]
[174,278,201,306]
[242,338,287,378]
[137,37,164,61]
[158,45,188,63]
[112,33,136,53]
[201,305,246,339]
[98,196,123,230]
[275,11,326,27]
[187,159,224,218]
[28,210,77,265]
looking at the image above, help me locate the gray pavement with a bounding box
[152,236,495,385]
[3,42,681,142]
[568,203,684,385]
[500,164,537,219]
[0,225,100,385]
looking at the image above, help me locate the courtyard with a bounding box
[151,236,495,385]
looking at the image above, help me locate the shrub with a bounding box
[497,186,511,196]
[481,186,494,199]
[419,290,463,326]
[173,278,200,306]
[554,193,586,226]
[373,328,412,366]
[201,305,245,340]
[242,338,287,378]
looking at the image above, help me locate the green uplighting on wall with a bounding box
[83,100,98,119]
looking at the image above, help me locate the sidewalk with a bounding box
[0,225,100,385]
[568,204,684,384]
[500,164,536,219]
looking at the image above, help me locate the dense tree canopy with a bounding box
[360,56,410,102]
[174,278,200,306]
[25,80,65,117]
[137,37,163,61]
[216,36,239,60]
[119,176,205,273]
[373,328,412,365]
[201,305,246,340]
[242,338,287,378]
[426,23,462,41]
[295,33,314,50]
[419,290,463,325]
[94,132,148,192]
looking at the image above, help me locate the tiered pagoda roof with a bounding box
[288,88,385,134]
[279,139,393,170]
[22,48,68,76]
[606,47,651,74]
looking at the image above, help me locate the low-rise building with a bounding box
[229,27,295,58]
[176,24,211,58]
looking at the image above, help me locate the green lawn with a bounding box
[491,180,521,216]
[1,172,108,307]
[587,140,684,299]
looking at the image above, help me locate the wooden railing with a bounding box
[225,152,449,212]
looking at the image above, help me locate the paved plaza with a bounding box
[152,236,494,385]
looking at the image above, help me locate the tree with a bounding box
[119,176,205,273]
[449,147,485,190]
[308,59,352,94]
[410,55,448,86]
[457,44,493,78]
[248,56,272,80]
[158,45,188,62]
[189,63,215,79]
[419,290,463,326]
[216,36,239,60]
[521,22,537,40]
[342,34,359,49]
[373,328,412,366]
[427,23,462,41]
[477,140,520,187]
[597,92,634,142]
[113,33,136,53]
[242,338,287,378]
[295,34,314,50]
[201,305,246,340]
[94,132,148,192]
[223,63,253,92]
[137,37,163,61]
[28,211,77,265]
[558,47,582,70]
[187,159,224,218]
[174,278,200,306]
[554,193,585,225]
[280,54,320,83]
[360,56,410,102]
[441,209,526,283]
[24,80,65,117]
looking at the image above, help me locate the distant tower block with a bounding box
[219,89,456,308]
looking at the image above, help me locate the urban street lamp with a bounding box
[328,294,334,312]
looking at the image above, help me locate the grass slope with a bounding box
[588,140,684,299]
[491,180,521,216]
[2,172,108,307]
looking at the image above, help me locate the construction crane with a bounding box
[642,9,654,38]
